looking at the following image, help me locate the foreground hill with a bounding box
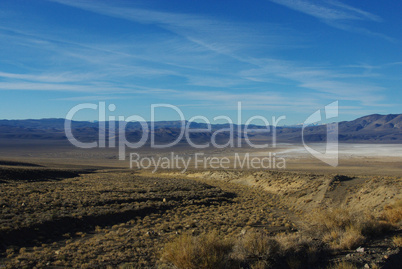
[0,165,400,268]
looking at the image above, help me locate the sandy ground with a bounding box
[0,140,401,176]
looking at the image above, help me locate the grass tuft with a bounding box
[392,235,402,247]
[232,230,280,261]
[160,232,233,269]
[381,199,402,225]
[326,261,358,269]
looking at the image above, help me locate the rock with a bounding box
[162,198,167,203]
[364,264,370,268]
[146,230,158,237]
[356,247,365,253]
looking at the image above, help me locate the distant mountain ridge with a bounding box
[340,114,402,132]
[0,113,401,143]
[0,119,269,131]
[338,114,402,142]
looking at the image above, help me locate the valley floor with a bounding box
[0,143,401,268]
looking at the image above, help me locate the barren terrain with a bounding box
[0,143,401,268]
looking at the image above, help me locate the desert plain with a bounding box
[0,141,401,269]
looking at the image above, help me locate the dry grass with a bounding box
[160,230,326,269]
[381,199,402,225]
[1,166,400,268]
[308,207,397,250]
[334,226,365,250]
[313,208,355,231]
[326,261,357,269]
[232,230,280,261]
[392,235,402,247]
[274,232,326,268]
[308,208,364,250]
[161,230,320,268]
[160,232,233,269]
[0,172,240,268]
[360,213,395,236]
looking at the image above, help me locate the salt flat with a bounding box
[271,143,402,158]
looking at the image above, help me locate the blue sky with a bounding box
[0,0,401,124]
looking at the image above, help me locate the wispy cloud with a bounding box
[0,0,396,118]
[0,71,97,83]
[54,95,131,101]
[0,80,179,95]
[269,0,391,40]
[47,0,299,58]
[43,0,390,107]
[270,0,381,21]
[239,57,387,106]
[0,82,117,92]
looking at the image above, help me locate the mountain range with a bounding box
[0,114,401,144]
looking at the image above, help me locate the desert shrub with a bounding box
[307,204,401,251]
[335,226,365,250]
[250,260,271,269]
[318,208,354,231]
[392,235,402,247]
[359,213,394,236]
[232,231,325,269]
[161,231,325,269]
[160,232,233,269]
[275,232,326,268]
[308,208,362,250]
[232,231,280,261]
[320,225,364,250]
[326,261,357,269]
[119,263,143,269]
[381,199,402,225]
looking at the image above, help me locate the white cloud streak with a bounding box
[269,0,381,21]
[268,0,391,40]
[0,0,394,113]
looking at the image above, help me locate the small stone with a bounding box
[364,264,370,269]
[356,247,365,253]
[162,198,167,203]
[384,255,389,259]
